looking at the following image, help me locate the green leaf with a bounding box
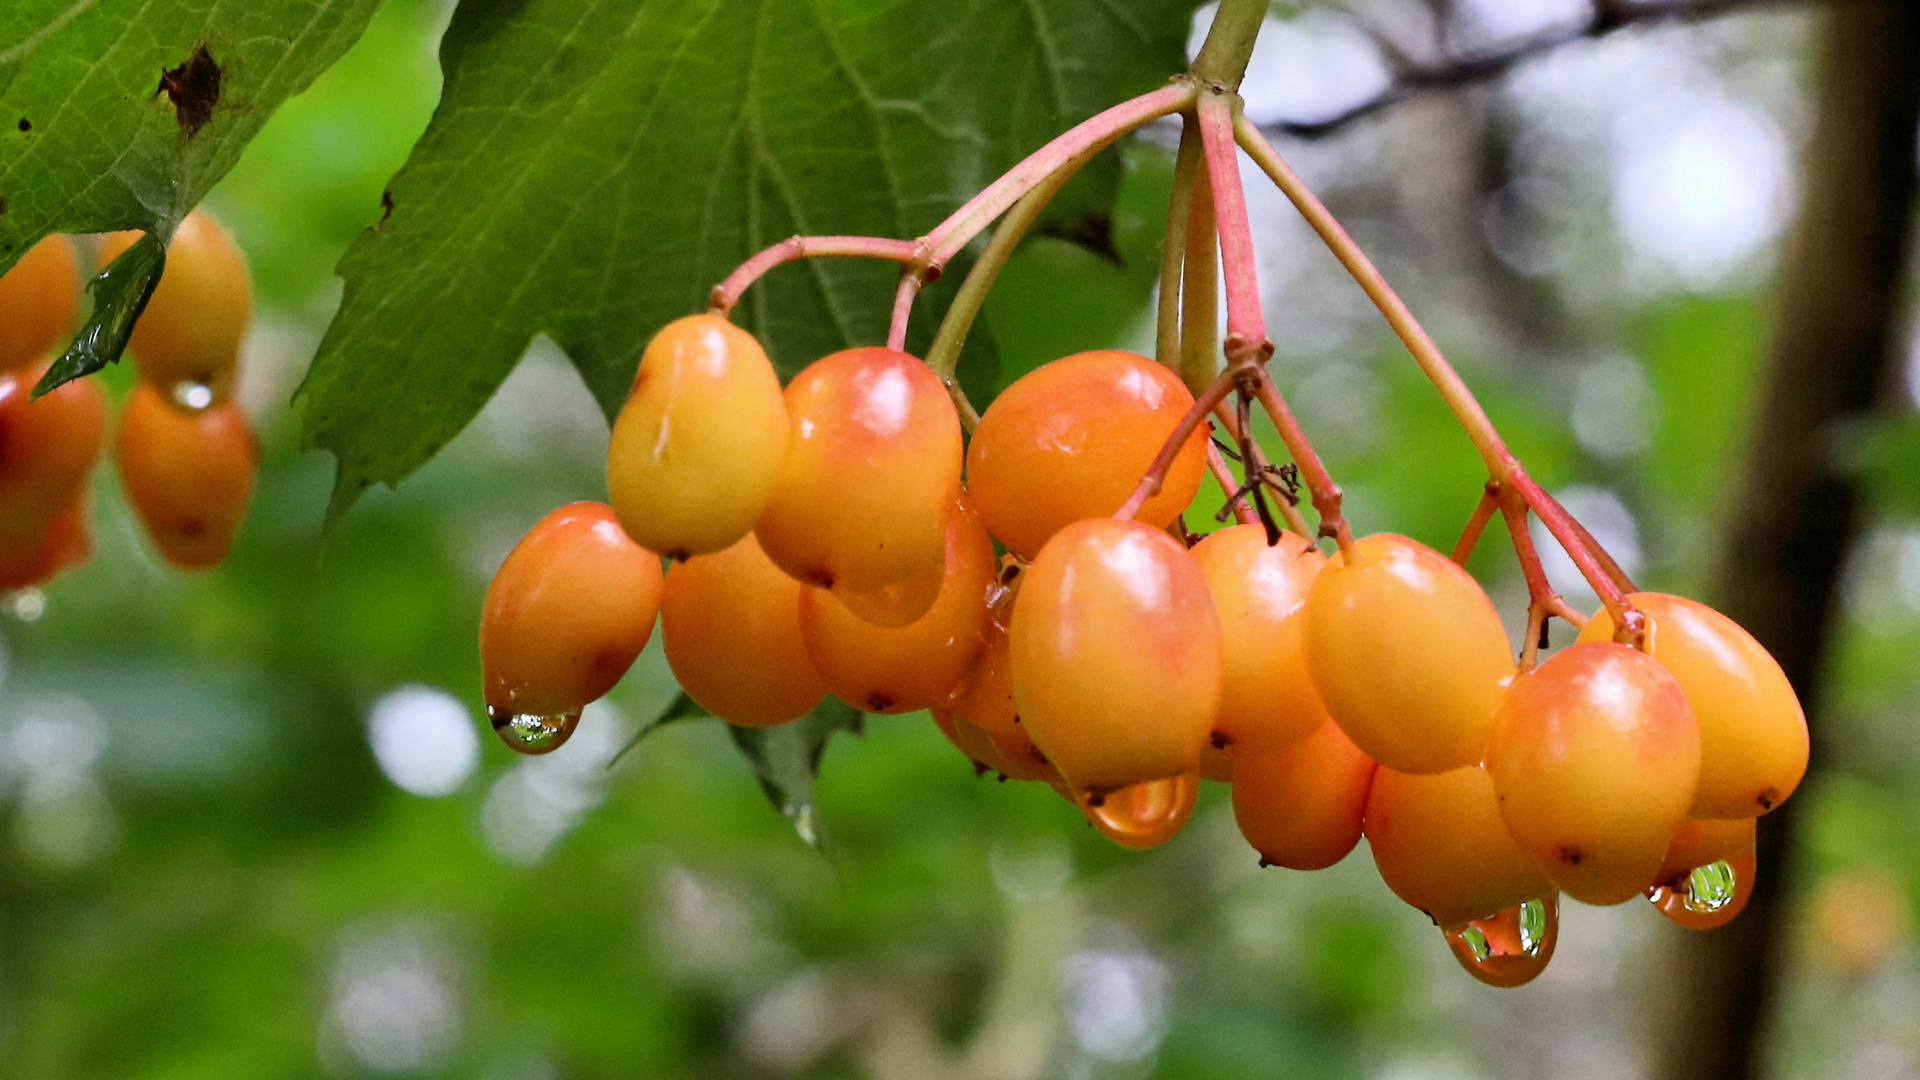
[0,0,384,367]
[727,698,865,848]
[300,0,1196,525]
[606,690,709,769]
[32,231,164,396]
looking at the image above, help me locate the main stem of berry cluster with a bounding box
[705,0,1643,657]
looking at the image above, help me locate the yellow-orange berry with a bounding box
[1230,721,1375,870]
[1579,593,1806,819]
[606,314,789,559]
[965,350,1207,558]
[1364,764,1553,928]
[1303,533,1512,774]
[1487,642,1700,905]
[0,235,79,371]
[755,347,961,593]
[480,502,664,753]
[1011,518,1221,796]
[799,498,995,714]
[116,382,257,569]
[661,531,827,727]
[98,209,251,402]
[1191,524,1331,754]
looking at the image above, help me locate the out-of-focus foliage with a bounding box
[1,1,1918,1079]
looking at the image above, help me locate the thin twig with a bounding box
[1261,0,1834,141]
[1452,483,1501,566]
[1207,438,1260,526]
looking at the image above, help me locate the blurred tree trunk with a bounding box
[1654,4,1920,1079]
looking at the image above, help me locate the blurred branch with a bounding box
[1262,0,1844,140]
[1654,4,1920,1079]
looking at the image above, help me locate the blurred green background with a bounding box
[2,1,1917,1077]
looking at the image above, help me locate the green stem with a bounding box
[1189,0,1270,91]
[1179,157,1218,397]
[925,133,1108,418]
[1156,120,1204,371]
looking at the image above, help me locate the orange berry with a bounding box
[98,209,251,402]
[1230,720,1375,870]
[0,361,105,552]
[799,498,995,714]
[945,563,1022,737]
[0,494,90,589]
[0,235,79,371]
[1009,518,1222,796]
[754,347,961,593]
[661,531,827,727]
[1364,764,1553,928]
[1303,533,1512,774]
[606,314,788,559]
[1578,593,1806,818]
[116,382,257,569]
[965,350,1207,558]
[480,502,664,753]
[1191,524,1331,754]
[1487,642,1700,905]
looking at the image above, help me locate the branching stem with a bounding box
[1452,484,1500,566]
[1211,405,1312,538]
[1207,438,1260,527]
[922,83,1197,269]
[710,236,922,314]
[1248,372,1354,557]
[1233,108,1638,628]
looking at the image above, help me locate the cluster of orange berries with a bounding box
[0,209,259,588]
[480,313,1807,987]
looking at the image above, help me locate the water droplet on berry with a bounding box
[170,380,214,411]
[1444,895,1558,988]
[1081,771,1198,850]
[487,707,580,755]
[1648,853,1754,930]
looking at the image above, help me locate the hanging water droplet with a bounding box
[1444,895,1559,988]
[487,707,580,755]
[1647,853,1755,930]
[1081,771,1198,850]
[170,380,214,411]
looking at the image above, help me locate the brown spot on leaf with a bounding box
[378,189,394,228]
[157,45,222,137]
[15,118,29,132]
[0,198,8,216]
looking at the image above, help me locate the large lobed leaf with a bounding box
[300,0,1197,523]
